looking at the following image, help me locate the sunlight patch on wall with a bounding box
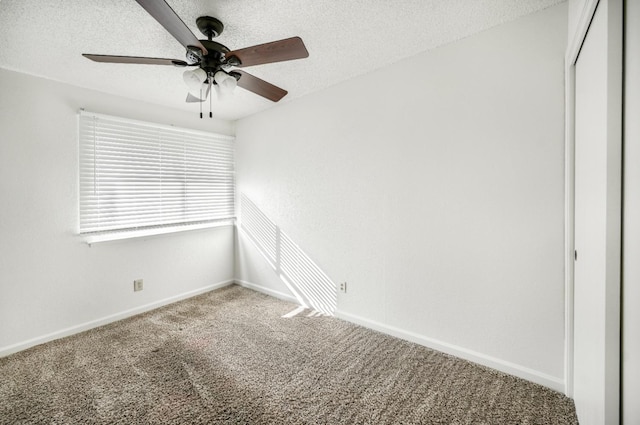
[240,194,277,266]
[240,194,337,315]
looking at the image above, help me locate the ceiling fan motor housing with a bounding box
[185,46,203,64]
[197,40,231,76]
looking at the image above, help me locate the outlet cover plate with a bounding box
[134,279,143,292]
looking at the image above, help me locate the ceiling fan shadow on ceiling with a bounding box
[82,0,309,118]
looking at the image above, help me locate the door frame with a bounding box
[564,0,623,418]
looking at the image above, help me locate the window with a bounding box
[78,111,235,236]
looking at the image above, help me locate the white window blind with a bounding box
[78,111,235,234]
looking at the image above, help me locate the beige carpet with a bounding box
[0,285,578,424]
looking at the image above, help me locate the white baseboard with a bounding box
[234,279,299,304]
[2,278,564,394]
[334,309,565,393]
[0,279,234,358]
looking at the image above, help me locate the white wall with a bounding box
[0,68,235,355]
[235,4,567,390]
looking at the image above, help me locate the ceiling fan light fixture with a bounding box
[183,68,207,93]
[214,70,237,101]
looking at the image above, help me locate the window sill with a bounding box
[82,220,235,246]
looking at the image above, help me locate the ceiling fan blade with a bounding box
[134,0,208,55]
[186,93,205,103]
[185,81,211,102]
[234,70,288,102]
[83,54,188,66]
[227,37,309,67]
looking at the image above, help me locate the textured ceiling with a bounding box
[0,0,564,121]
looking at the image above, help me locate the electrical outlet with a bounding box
[134,279,143,292]
[339,282,347,293]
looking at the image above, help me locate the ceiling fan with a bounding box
[83,0,309,111]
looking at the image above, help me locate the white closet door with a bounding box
[623,0,640,423]
[573,0,622,424]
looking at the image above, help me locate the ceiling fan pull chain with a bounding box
[199,86,203,119]
[209,79,213,118]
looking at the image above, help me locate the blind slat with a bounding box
[79,112,235,233]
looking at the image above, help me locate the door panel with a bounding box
[573,0,622,424]
[623,0,640,423]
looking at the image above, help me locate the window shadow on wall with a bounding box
[239,194,337,315]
